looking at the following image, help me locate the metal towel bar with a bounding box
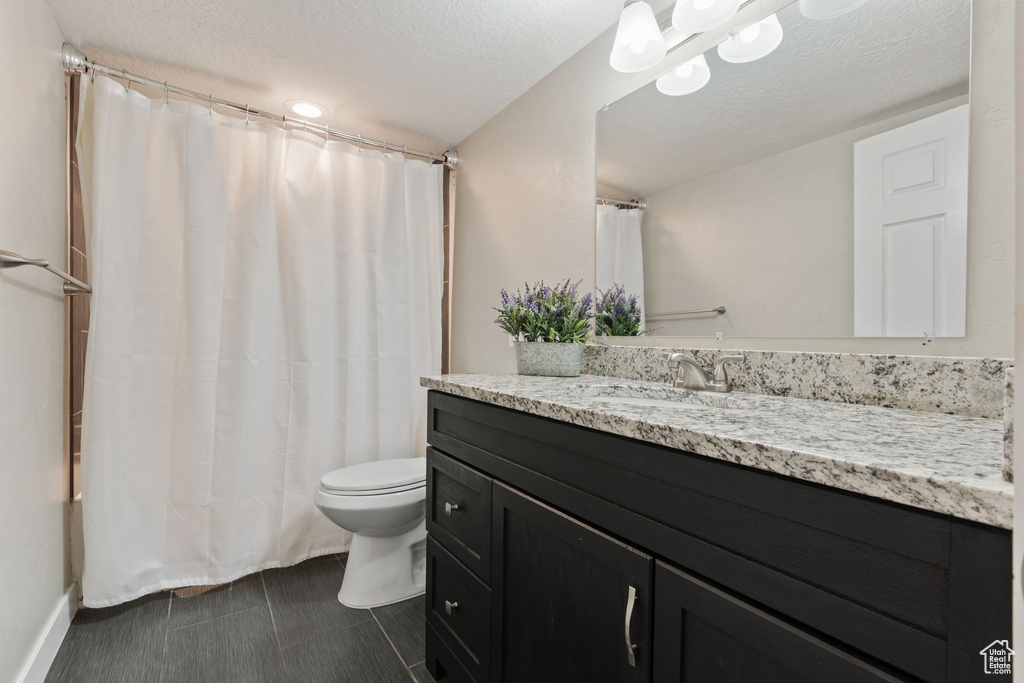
[0,250,92,295]
[645,306,725,319]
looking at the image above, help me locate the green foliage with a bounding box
[494,280,594,344]
[595,284,646,337]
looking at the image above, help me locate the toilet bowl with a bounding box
[314,458,427,609]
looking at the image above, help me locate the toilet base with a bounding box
[338,519,427,609]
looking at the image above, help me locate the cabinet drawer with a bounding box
[426,537,491,683]
[426,624,477,683]
[427,447,492,581]
[653,561,905,682]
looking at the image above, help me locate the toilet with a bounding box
[314,457,427,609]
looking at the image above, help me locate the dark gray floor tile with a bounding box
[409,662,437,682]
[372,595,425,666]
[44,592,169,683]
[307,553,340,563]
[169,573,266,630]
[262,558,372,648]
[280,620,411,683]
[162,605,284,683]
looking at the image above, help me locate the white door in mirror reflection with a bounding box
[853,104,968,338]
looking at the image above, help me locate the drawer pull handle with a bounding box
[445,502,460,516]
[624,586,638,667]
[445,600,459,615]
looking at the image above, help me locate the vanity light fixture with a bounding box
[656,53,711,96]
[609,1,668,73]
[798,0,868,20]
[717,13,783,63]
[284,99,329,119]
[672,0,741,34]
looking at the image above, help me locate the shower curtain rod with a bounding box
[61,44,459,168]
[596,196,646,210]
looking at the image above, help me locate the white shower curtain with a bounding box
[77,76,443,607]
[595,204,645,315]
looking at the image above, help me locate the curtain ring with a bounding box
[245,105,250,124]
[208,94,214,115]
[122,69,129,92]
[164,81,169,104]
[89,65,96,83]
[302,119,308,132]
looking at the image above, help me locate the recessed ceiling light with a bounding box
[284,99,329,119]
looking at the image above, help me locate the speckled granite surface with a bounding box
[422,373,1012,529]
[582,345,1010,419]
[1004,367,1014,483]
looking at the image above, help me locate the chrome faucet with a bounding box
[664,352,746,393]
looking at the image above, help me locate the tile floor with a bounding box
[45,554,435,683]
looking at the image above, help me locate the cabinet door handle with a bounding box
[624,585,638,667]
[445,502,460,516]
[445,600,458,615]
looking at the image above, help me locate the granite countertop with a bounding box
[421,373,1012,529]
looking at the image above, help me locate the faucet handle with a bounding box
[663,351,683,369]
[713,354,746,382]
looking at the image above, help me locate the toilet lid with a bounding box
[320,458,426,493]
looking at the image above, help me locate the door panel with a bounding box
[492,482,653,682]
[854,103,968,337]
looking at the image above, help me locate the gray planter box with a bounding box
[514,341,585,377]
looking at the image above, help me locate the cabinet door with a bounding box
[491,482,653,682]
[653,561,907,682]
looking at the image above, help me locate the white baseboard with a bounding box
[15,584,78,683]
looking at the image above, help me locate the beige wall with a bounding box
[451,0,1015,372]
[641,96,970,339]
[0,0,71,680]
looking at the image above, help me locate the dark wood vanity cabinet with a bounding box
[423,391,1011,683]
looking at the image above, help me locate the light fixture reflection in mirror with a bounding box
[656,54,711,96]
[672,0,741,34]
[799,0,869,20]
[610,1,668,73]
[717,13,784,63]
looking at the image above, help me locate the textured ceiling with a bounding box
[598,0,971,197]
[48,0,625,152]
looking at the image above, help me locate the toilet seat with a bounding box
[319,458,426,496]
[319,480,424,497]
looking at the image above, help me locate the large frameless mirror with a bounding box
[596,0,980,339]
